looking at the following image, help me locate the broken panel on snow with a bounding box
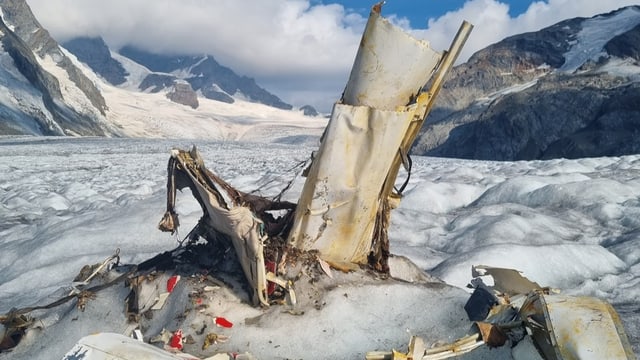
[368,266,636,360]
[158,147,296,306]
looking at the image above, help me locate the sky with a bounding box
[0,137,638,358]
[26,0,639,111]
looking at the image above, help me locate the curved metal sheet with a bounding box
[342,9,442,110]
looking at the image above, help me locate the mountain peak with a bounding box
[0,0,115,136]
[415,5,640,161]
[62,37,129,85]
[116,46,292,110]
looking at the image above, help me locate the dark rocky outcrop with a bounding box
[425,75,639,160]
[427,17,582,125]
[119,46,292,109]
[300,105,319,117]
[414,6,640,160]
[139,74,177,93]
[605,24,640,61]
[62,37,128,85]
[166,80,199,109]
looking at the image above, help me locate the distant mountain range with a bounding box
[415,6,640,160]
[62,37,293,110]
[0,0,310,139]
[0,0,639,161]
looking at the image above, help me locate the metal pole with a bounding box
[385,20,473,197]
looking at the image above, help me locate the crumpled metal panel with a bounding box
[62,333,192,360]
[342,9,442,110]
[287,103,417,265]
[519,292,636,360]
[171,150,269,307]
[287,5,443,266]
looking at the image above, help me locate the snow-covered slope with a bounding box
[0,0,116,136]
[110,51,153,91]
[0,0,324,139]
[0,42,60,135]
[53,37,328,141]
[100,81,326,142]
[561,6,640,72]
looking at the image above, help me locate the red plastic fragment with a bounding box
[214,317,233,328]
[265,260,276,295]
[169,329,183,350]
[167,275,181,293]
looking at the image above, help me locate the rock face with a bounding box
[300,105,319,117]
[0,0,115,136]
[605,23,640,61]
[62,37,128,85]
[166,80,199,109]
[414,6,640,160]
[119,46,292,109]
[60,37,294,110]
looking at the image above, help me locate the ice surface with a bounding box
[0,138,639,358]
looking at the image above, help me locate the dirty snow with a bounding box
[0,137,638,359]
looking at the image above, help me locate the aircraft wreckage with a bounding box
[1,2,635,359]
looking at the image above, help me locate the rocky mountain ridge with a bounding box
[62,39,294,110]
[0,0,116,136]
[0,0,310,138]
[415,6,640,160]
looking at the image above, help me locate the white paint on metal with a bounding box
[342,10,442,110]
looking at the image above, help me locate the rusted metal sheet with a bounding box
[342,6,442,110]
[287,3,447,266]
[161,148,271,306]
[287,104,416,265]
[519,292,636,360]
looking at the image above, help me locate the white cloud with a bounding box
[27,0,367,112]
[411,0,639,64]
[25,0,639,112]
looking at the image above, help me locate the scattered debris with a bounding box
[367,265,636,360]
[202,332,229,350]
[132,329,144,342]
[317,257,334,279]
[151,292,171,311]
[213,317,233,329]
[0,313,32,352]
[150,328,173,345]
[167,275,181,293]
[168,329,184,351]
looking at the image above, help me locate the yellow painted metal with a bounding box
[381,20,474,202]
[171,149,270,306]
[342,8,443,110]
[371,20,473,270]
